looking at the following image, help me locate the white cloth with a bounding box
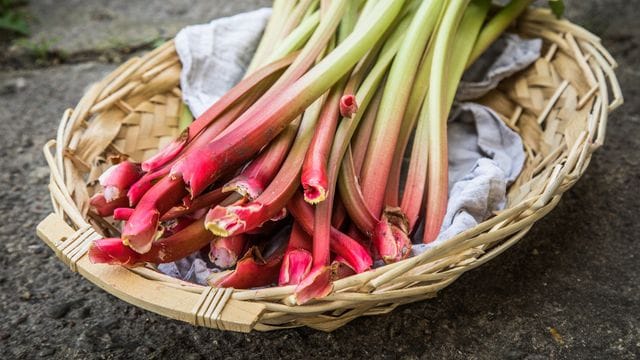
[166,10,540,280]
[175,8,272,117]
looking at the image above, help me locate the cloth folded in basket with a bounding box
[159,9,541,282]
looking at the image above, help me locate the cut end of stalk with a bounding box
[90,193,129,217]
[270,207,288,222]
[170,149,218,198]
[333,257,357,280]
[222,176,264,201]
[209,247,237,269]
[373,207,412,264]
[122,210,162,254]
[302,180,328,205]
[98,161,143,200]
[209,235,247,269]
[141,131,188,172]
[204,203,264,237]
[88,238,141,267]
[294,264,336,305]
[339,94,358,118]
[278,249,313,286]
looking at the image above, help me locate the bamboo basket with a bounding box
[37,9,622,333]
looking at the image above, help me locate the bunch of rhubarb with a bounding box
[89,0,557,303]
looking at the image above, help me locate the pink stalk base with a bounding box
[333,256,356,280]
[210,246,284,289]
[279,223,313,286]
[209,234,247,269]
[373,208,412,264]
[339,94,358,118]
[287,193,372,273]
[279,249,313,286]
[99,161,143,202]
[122,176,187,254]
[90,194,129,217]
[89,218,214,266]
[294,264,335,304]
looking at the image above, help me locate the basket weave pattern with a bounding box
[37,10,622,332]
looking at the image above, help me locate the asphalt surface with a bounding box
[0,0,638,358]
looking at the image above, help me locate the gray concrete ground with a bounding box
[0,0,638,359]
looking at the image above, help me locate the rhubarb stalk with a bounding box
[423,0,471,243]
[89,218,214,266]
[359,0,442,218]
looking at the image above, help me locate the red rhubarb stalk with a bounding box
[90,194,129,217]
[140,53,297,173]
[204,96,326,237]
[287,192,372,274]
[300,84,344,204]
[223,121,299,200]
[89,218,215,266]
[122,176,188,253]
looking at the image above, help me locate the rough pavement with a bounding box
[0,0,638,358]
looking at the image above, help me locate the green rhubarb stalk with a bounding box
[178,103,193,133]
[359,0,443,219]
[423,0,471,244]
[383,0,445,207]
[245,0,295,74]
[401,0,490,231]
[467,0,533,66]
[351,87,383,175]
[266,11,320,64]
[279,0,319,39]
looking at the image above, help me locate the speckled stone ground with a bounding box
[0,1,638,359]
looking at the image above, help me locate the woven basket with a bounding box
[37,9,622,332]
